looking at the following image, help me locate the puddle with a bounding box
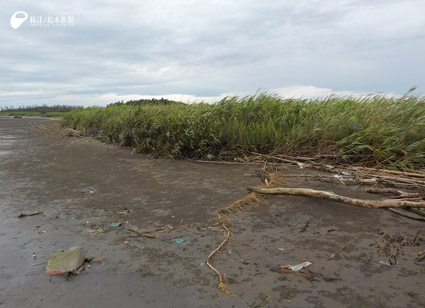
[0,135,17,140]
[0,150,11,156]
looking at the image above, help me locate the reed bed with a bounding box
[62,93,425,170]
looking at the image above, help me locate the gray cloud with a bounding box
[1,0,424,107]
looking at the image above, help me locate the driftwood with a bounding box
[407,208,425,217]
[189,159,262,166]
[297,162,425,188]
[247,186,425,209]
[283,174,379,186]
[348,166,425,179]
[366,188,424,199]
[65,128,82,137]
[387,208,425,222]
[17,211,43,218]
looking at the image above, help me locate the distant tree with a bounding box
[107,98,184,107]
[0,105,82,113]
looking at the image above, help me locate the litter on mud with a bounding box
[85,228,106,235]
[284,261,312,272]
[109,222,122,227]
[118,208,131,214]
[278,262,313,280]
[45,246,86,275]
[279,267,312,281]
[18,211,43,218]
[173,237,186,244]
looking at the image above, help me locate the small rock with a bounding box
[269,266,281,273]
[278,275,287,281]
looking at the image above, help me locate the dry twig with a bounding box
[329,244,349,260]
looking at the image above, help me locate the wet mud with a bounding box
[0,117,424,308]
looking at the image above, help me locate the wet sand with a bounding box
[0,117,424,308]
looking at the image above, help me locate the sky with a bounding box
[1,0,425,107]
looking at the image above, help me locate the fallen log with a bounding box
[247,186,425,209]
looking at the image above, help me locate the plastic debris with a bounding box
[284,261,312,272]
[379,260,398,266]
[45,246,86,275]
[280,267,312,280]
[173,237,186,244]
[109,222,122,227]
[85,228,105,235]
[297,162,304,169]
[18,211,43,218]
[118,208,131,214]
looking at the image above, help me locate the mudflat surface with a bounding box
[0,117,424,308]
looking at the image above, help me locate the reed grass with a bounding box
[61,93,425,170]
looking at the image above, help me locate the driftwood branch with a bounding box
[365,188,424,200]
[308,164,425,188]
[387,208,425,221]
[407,208,425,217]
[247,186,425,209]
[348,166,425,179]
[283,174,379,186]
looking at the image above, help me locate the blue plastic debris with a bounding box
[109,222,122,227]
[173,237,186,244]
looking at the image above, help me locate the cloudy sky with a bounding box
[1,0,424,107]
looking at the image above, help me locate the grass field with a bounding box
[61,93,425,170]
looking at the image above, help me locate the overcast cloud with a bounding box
[1,0,424,107]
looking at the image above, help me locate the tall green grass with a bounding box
[61,93,425,170]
